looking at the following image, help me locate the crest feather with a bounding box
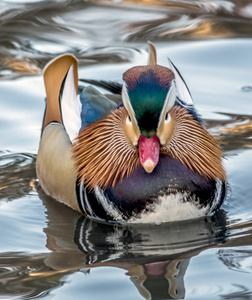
[148,41,157,65]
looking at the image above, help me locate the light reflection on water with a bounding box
[0,0,252,299]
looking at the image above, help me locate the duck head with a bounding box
[122,64,176,173]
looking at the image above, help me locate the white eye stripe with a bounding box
[122,82,139,127]
[158,81,175,128]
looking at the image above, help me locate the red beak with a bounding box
[138,135,160,173]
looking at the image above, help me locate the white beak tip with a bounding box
[142,159,157,173]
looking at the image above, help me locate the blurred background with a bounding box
[0,1,252,299]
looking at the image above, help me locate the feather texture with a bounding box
[79,79,122,95]
[148,41,157,65]
[73,105,225,190]
[61,65,81,142]
[161,106,226,182]
[168,59,193,106]
[79,85,117,130]
[72,107,139,190]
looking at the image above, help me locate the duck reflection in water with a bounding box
[38,187,227,300]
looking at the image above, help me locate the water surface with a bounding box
[0,0,252,299]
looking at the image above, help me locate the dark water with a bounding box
[0,0,252,299]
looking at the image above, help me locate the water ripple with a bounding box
[0,151,36,200]
[0,252,67,299]
[204,113,252,153]
[0,0,252,77]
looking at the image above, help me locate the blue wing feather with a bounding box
[79,86,117,131]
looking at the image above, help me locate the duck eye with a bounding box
[165,112,170,122]
[126,115,132,124]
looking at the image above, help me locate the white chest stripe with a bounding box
[94,186,125,223]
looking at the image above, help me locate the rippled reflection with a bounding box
[0,183,228,299]
[205,113,252,152]
[0,151,36,200]
[0,180,251,299]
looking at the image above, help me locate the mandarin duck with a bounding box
[36,43,226,223]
